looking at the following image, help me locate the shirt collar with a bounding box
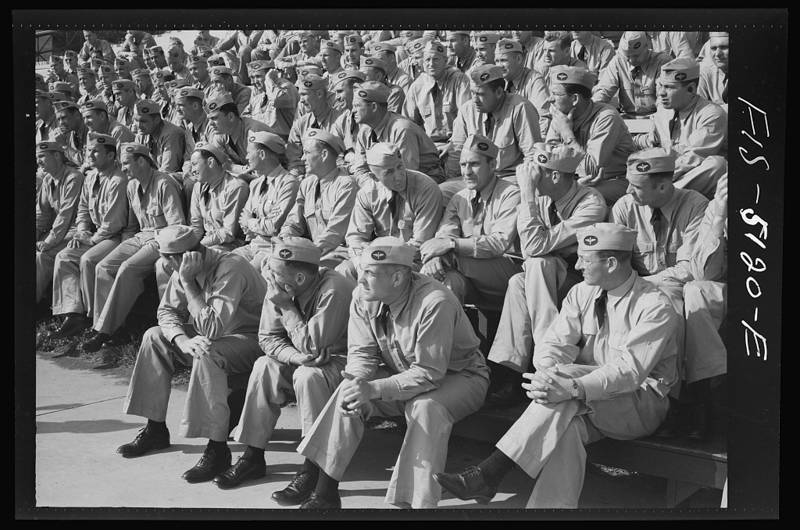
[607,270,638,308]
[655,187,679,224]
[476,174,500,202]
[195,247,217,289]
[296,271,322,308]
[554,180,580,210]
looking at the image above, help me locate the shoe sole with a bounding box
[117,442,171,458]
[271,490,314,505]
[213,469,267,489]
[184,468,231,484]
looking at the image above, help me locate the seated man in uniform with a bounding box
[115,225,267,486]
[487,143,607,405]
[212,237,355,492]
[698,32,730,112]
[280,130,358,270]
[633,58,727,200]
[133,98,187,176]
[337,142,443,282]
[289,237,491,509]
[434,222,679,509]
[209,66,252,116]
[420,135,521,309]
[242,60,299,141]
[570,31,616,78]
[495,38,551,138]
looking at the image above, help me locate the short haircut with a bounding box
[545,31,572,50]
[196,148,222,165]
[217,102,240,118]
[130,152,151,164]
[281,259,320,278]
[563,82,593,100]
[485,78,505,93]
[183,95,203,107]
[646,171,675,183]
[59,107,82,119]
[95,143,117,157]
[597,249,632,264]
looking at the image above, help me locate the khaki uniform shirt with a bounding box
[135,119,187,174]
[209,116,276,171]
[125,168,186,239]
[36,113,60,143]
[689,197,726,282]
[285,105,343,175]
[570,35,616,77]
[242,78,299,138]
[346,272,488,401]
[182,112,215,174]
[647,31,695,60]
[505,67,551,137]
[158,248,267,342]
[259,268,355,364]
[189,170,250,247]
[76,165,129,244]
[592,51,674,116]
[534,271,679,401]
[240,165,299,244]
[403,67,471,143]
[36,165,85,247]
[698,64,728,109]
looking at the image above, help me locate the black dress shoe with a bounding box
[117,427,170,457]
[299,492,341,509]
[81,332,112,353]
[487,378,527,407]
[271,471,317,505]
[47,315,87,340]
[213,456,267,488]
[432,466,497,504]
[182,446,232,483]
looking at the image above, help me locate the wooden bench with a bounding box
[451,400,727,508]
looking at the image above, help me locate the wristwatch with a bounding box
[571,379,580,399]
[449,238,456,251]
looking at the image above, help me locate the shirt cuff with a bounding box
[577,374,604,403]
[455,237,474,256]
[162,327,186,344]
[372,376,401,401]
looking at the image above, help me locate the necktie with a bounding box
[548,202,560,227]
[314,179,322,208]
[201,183,211,207]
[311,117,320,129]
[721,75,728,104]
[379,304,392,339]
[369,130,379,146]
[578,46,587,62]
[595,290,608,330]
[484,114,494,137]
[260,178,269,197]
[668,110,681,141]
[651,207,663,242]
[471,192,481,219]
[137,184,145,204]
[350,114,358,136]
[505,80,515,94]
[631,66,641,80]
[430,82,440,102]
[92,175,101,197]
[388,190,399,218]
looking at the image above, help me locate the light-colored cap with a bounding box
[366,142,403,167]
[134,99,161,116]
[577,223,638,252]
[192,140,230,164]
[297,65,323,77]
[659,57,700,82]
[532,142,583,173]
[36,141,64,154]
[77,67,96,77]
[210,66,233,77]
[320,40,344,54]
[119,142,158,167]
[474,32,501,49]
[248,59,275,72]
[86,133,117,149]
[249,131,286,155]
[469,64,504,86]
[619,31,649,55]
[271,236,322,266]
[361,56,388,72]
[423,40,447,58]
[353,80,390,103]
[81,99,109,115]
[344,34,363,46]
[550,65,597,90]
[205,91,235,113]
[54,100,80,114]
[50,82,73,93]
[331,69,367,89]
[187,55,208,65]
[626,147,676,175]
[371,42,397,54]
[173,87,205,104]
[114,57,131,68]
[407,37,432,55]
[495,38,523,55]
[112,79,136,91]
[462,134,499,161]
[295,73,327,90]
[131,68,151,78]
[360,236,415,268]
[156,225,200,254]
[302,129,345,155]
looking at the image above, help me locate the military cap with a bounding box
[48,91,67,101]
[248,59,275,72]
[577,222,638,252]
[207,54,226,67]
[447,30,471,38]
[550,65,597,90]
[131,68,151,78]
[86,133,117,149]
[50,82,73,93]
[35,89,54,100]
[192,140,229,164]
[366,142,403,167]
[205,91,235,113]
[36,141,64,154]
[333,29,353,37]
[150,69,167,81]
[187,55,208,65]
[54,100,80,114]
[659,57,700,82]
[474,32,501,49]
[90,58,104,69]
[195,46,214,58]
[114,57,131,69]
[210,66,233,77]
[331,69,367,89]
[708,32,730,38]
[407,37,432,56]
[343,34,364,46]
[371,42,397,55]
[423,40,448,58]
[134,99,161,116]
[297,65,324,77]
[307,30,329,38]
[64,50,78,59]
[360,236,415,268]
[167,78,192,89]
[112,79,136,91]
[302,129,345,155]
[271,236,322,266]
[496,38,523,55]
[155,225,200,254]
[353,81,391,103]
[77,67,96,78]
[423,30,440,39]
[148,45,165,55]
[167,44,184,59]
[320,40,344,54]
[295,74,327,91]
[81,99,109,115]
[532,142,583,173]
[99,64,115,76]
[173,87,205,104]
[49,55,64,64]
[249,131,286,155]
[626,147,676,176]
[119,142,158,167]
[469,64,504,87]
[361,56,388,72]
[462,134,499,161]
[35,72,45,83]
[169,36,185,47]
[618,31,648,55]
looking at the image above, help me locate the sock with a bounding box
[302,458,320,479]
[243,445,265,462]
[477,450,515,488]
[207,439,228,453]
[146,420,167,433]
[315,469,339,503]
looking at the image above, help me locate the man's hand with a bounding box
[68,230,95,249]
[178,250,203,285]
[266,68,280,83]
[338,371,377,417]
[174,334,213,359]
[522,367,573,405]
[265,269,296,310]
[516,160,541,205]
[420,236,453,263]
[239,209,255,236]
[297,346,334,368]
[576,167,605,188]
[36,241,51,252]
[714,172,728,220]
[549,106,576,140]
[420,256,447,282]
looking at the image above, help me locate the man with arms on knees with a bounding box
[80,143,186,352]
[633,58,727,200]
[212,237,354,490]
[434,222,679,509]
[232,132,299,271]
[48,135,129,339]
[337,142,442,281]
[420,135,521,308]
[290,237,490,509]
[116,225,267,486]
[486,143,607,405]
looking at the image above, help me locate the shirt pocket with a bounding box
[146,204,166,227]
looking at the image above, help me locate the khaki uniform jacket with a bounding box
[403,67,470,143]
[240,165,299,243]
[36,165,85,247]
[76,165,129,245]
[189,170,250,247]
